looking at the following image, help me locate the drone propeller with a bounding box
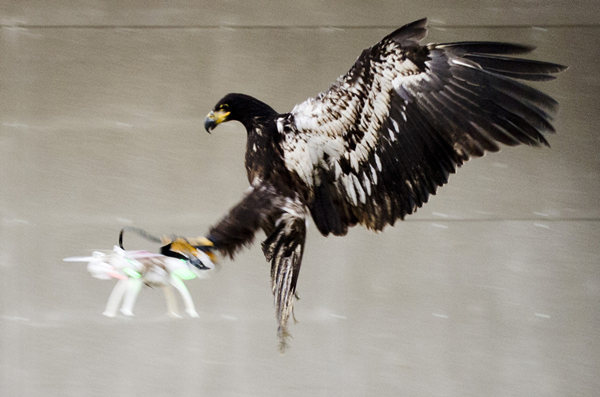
[120,250,164,259]
[63,256,99,262]
[64,250,165,263]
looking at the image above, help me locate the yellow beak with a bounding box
[204,109,230,133]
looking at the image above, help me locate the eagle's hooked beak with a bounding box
[204,109,230,133]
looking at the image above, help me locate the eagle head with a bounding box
[204,93,277,133]
[204,95,233,133]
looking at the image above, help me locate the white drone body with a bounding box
[64,245,215,318]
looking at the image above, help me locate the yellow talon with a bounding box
[188,237,214,247]
[169,238,197,254]
[160,236,217,264]
[204,251,217,262]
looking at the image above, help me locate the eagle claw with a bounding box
[160,236,217,270]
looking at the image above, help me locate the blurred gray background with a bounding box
[1,1,599,396]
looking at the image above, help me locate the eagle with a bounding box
[193,18,565,349]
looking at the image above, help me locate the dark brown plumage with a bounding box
[201,18,566,349]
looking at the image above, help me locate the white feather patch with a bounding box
[388,127,396,142]
[370,165,378,185]
[276,118,284,134]
[351,173,366,204]
[374,153,382,172]
[362,172,372,196]
[342,174,358,206]
[333,161,342,179]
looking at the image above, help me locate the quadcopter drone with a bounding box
[64,227,216,318]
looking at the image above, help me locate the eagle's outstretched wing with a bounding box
[279,18,566,236]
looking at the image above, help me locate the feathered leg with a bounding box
[262,204,307,351]
[207,183,290,257]
[204,182,309,350]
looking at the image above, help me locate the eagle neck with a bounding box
[237,97,278,133]
[244,115,286,185]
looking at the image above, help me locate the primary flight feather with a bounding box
[199,18,566,349]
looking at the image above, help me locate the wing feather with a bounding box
[280,18,566,235]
